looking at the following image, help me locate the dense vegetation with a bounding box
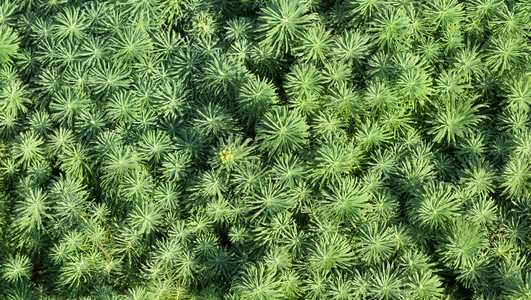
[0,0,530,298]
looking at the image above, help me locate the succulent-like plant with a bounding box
[1,0,530,299]
[257,0,314,55]
[0,24,18,63]
[256,106,309,156]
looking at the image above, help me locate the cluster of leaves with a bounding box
[0,0,530,299]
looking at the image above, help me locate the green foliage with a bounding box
[369,263,403,299]
[308,233,354,276]
[309,139,359,185]
[1,253,32,283]
[256,106,308,156]
[332,30,370,67]
[257,0,314,55]
[438,218,488,269]
[284,63,324,99]
[0,79,31,115]
[426,0,464,30]
[11,131,45,168]
[233,263,282,300]
[321,176,370,224]
[238,75,278,125]
[371,7,411,52]
[295,24,332,65]
[0,24,18,63]
[358,222,396,266]
[250,180,295,220]
[428,97,486,145]
[407,271,444,299]
[0,0,530,299]
[409,181,460,230]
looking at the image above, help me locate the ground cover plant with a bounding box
[0,0,530,299]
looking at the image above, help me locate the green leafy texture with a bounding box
[248,43,286,79]
[309,140,359,186]
[0,79,31,116]
[369,263,403,300]
[53,7,89,40]
[0,1,18,26]
[486,37,528,74]
[193,101,237,142]
[469,196,498,226]
[11,131,46,168]
[349,0,385,22]
[271,153,306,188]
[503,76,531,113]
[49,88,89,126]
[113,27,154,62]
[396,68,433,108]
[409,181,461,230]
[303,270,328,299]
[90,61,132,96]
[57,255,93,291]
[257,0,314,55]
[425,0,463,30]
[101,145,140,186]
[138,130,172,163]
[395,155,436,195]
[1,0,531,298]
[428,97,486,145]
[160,151,190,182]
[371,7,411,52]
[0,24,18,63]
[0,110,20,139]
[407,271,444,299]
[122,169,155,202]
[256,106,308,156]
[321,176,370,225]
[438,218,488,269]
[434,69,470,101]
[357,222,396,266]
[284,63,324,99]
[225,17,253,43]
[355,120,390,150]
[1,253,32,283]
[129,201,163,235]
[58,143,92,179]
[504,271,531,300]
[311,112,347,141]
[233,263,282,300]
[500,157,531,199]
[249,180,295,220]
[152,80,189,118]
[332,30,370,68]
[288,91,321,117]
[232,162,266,196]
[191,169,228,200]
[13,188,50,234]
[459,159,496,197]
[106,90,141,125]
[398,249,438,275]
[295,24,332,65]
[50,175,89,226]
[328,276,355,300]
[308,233,354,276]
[212,135,257,171]
[455,254,491,289]
[453,45,484,82]
[264,246,291,274]
[238,75,279,125]
[201,55,244,97]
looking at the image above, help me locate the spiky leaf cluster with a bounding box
[0,0,530,299]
